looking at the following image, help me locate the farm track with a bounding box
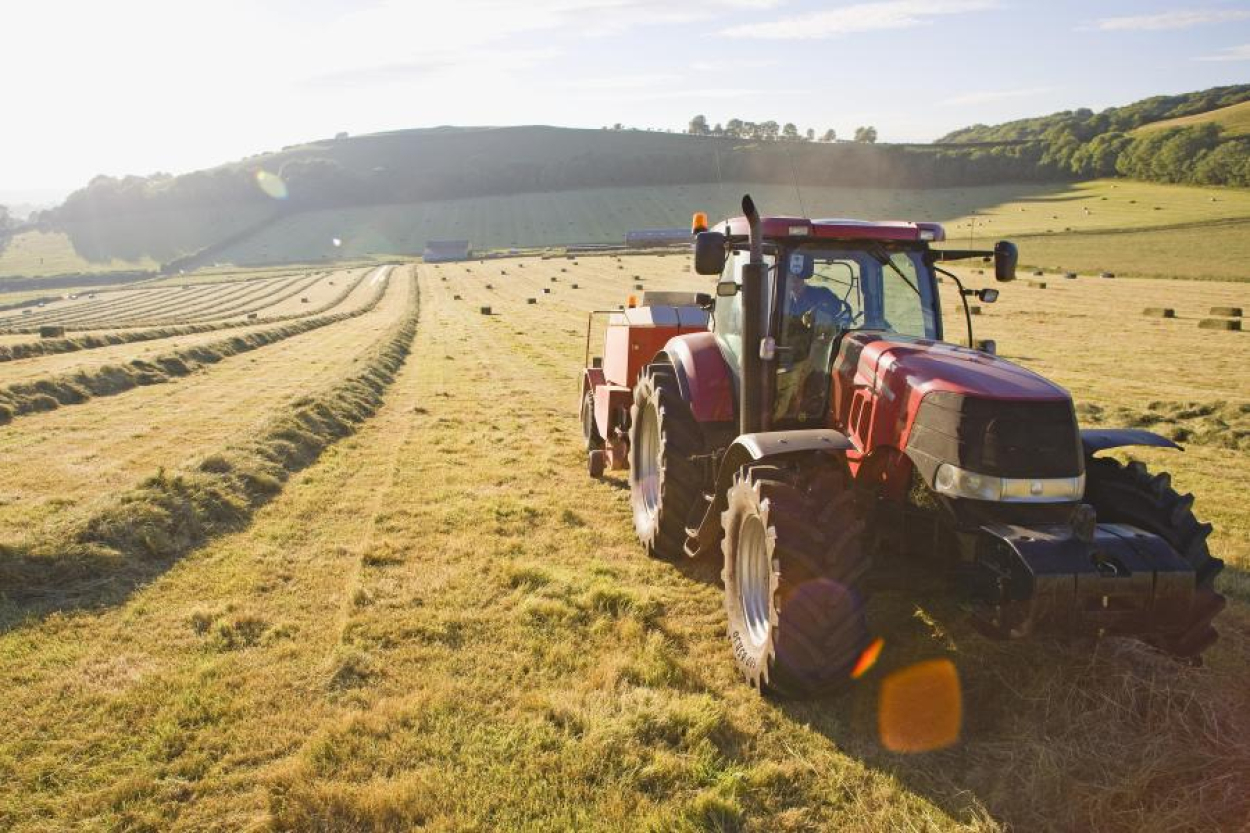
[0,268,375,365]
[0,267,407,543]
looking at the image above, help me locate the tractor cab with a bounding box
[692,208,1016,435]
[708,233,942,427]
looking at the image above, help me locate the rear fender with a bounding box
[1081,428,1181,456]
[662,332,735,423]
[686,429,854,557]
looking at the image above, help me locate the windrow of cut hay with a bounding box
[0,270,419,614]
[0,268,372,362]
[6,270,323,332]
[0,270,391,425]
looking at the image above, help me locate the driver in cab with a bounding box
[775,252,847,421]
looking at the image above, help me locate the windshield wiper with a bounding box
[869,246,920,297]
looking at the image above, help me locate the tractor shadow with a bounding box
[662,542,1250,830]
[772,550,1250,831]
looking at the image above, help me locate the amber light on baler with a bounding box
[691,211,709,234]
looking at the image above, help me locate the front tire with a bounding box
[1084,457,1225,658]
[721,461,870,697]
[628,364,701,560]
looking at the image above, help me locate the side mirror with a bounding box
[716,281,739,297]
[994,240,1017,282]
[977,288,999,303]
[976,339,997,355]
[694,231,727,275]
[695,292,714,310]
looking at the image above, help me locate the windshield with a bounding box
[773,246,938,424]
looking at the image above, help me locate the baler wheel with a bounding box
[1084,457,1225,659]
[580,391,604,452]
[588,450,606,478]
[721,461,870,698]
[628,364,701,561]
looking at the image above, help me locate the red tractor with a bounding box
[580,196,1224,698]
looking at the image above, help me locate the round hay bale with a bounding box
[634,283,644,290]
[301,297,309,303]
[969,306,982,315]
[453,294,462,300]
[560,267,567,273]
[39,325,66,339]
[1198,318,1241,331]
[1032,269,1044,276]
[247,312,258,320]
[485,284,493,289]
[1064,272,1077,280]
[1210,306,1243,317]
[1142,307,1175,318]
[1031,281,1047,289]
[550,276,558,282]
[1100,272,1115,279]
[527,298,537,304]
[480,306,492,315]
[571,283,579,289]
[543,288,551,294]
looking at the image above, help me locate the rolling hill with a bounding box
[2,85,1247,281]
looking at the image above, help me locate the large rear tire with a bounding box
[721,461,870,697]
[1084,457,1225,658]
[628,364,701,561]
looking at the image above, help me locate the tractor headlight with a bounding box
[933,463,1084,503]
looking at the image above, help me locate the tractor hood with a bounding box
[862,334,1071,406]
[834,333,1082,480]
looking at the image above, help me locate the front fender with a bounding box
[1081,428,1181,456]
[686,429,854,557]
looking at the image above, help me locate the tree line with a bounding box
[940,83,1250,187]
[684,115,878,144]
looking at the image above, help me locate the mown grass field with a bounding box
[0,251,1245,831]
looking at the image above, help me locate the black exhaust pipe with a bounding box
[740,194,763,436]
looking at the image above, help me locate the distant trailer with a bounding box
[625,228,691,248]
[423,240,471,263]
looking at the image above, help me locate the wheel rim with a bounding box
[737,514,771,650]
[634,402,661,526]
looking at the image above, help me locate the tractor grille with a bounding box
[907,392,1083,479]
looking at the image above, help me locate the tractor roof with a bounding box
[712,215,946,244]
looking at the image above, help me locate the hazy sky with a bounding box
[2,0,1248,202]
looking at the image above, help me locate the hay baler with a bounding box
[578,197,1224,698]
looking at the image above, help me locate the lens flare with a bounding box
[851,637,885,679]
[254,170,288,200]
[332,237,342,248]
[878,658,962,753]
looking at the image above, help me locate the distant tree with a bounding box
[688,114,709,135]
[821,128,836,142]
[725,118,744,138]
[760,120,780,140]
[0,205,10,232]
[712,122,724,136]
[742,121,758,139]
[782,122,799,140]
[853,126,878,143]
[612,122,623,130]
[805,128,815,141]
